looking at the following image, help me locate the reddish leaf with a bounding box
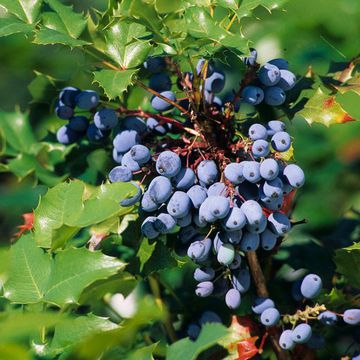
[14,213,34,238]
[236,338,259,360]
[281,190,297,215]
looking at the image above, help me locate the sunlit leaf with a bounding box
[0,0,42,23]
[0,16,34,37]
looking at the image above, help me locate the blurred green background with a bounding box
[0,0,360,245]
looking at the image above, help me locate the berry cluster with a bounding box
[54,86,119,144]
[52,52,359,353]
[241,50,296,106]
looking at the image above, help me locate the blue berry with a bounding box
[207,182,227,197]
[217,243,235,265]
[277,70,296,91]
[279,330,295,350]
[268,58,289,70]
[75,90,99,109]
[318,311,337,326]
[55,101,74,120]
[130,144,151,165]
[252,139,270,158]
[151,91,176,112]
[241,86,264,105]
[120,182,143,207]
[141,217,160,239]
[224,163,244,185]
[59,86,80,107]
[240,232,260,252]
[112,148,123,164]
[262,177,283,199]
[167,191,192,218]
[146,117,168,135]
[260,307,280,326]
[172,167,196,190]
[144,57,166,73]
[268,212,291,236]
[260,159,279,180]
[271,131,291,152]
[207,196,230,219]
[56,125,79,144]
[197,160,219,186]
[222,207,246,231]
[205,71,225,93]
[177,212,192,227]
[258,63,281,86]
[260,229,278,251]
[156,151,181,178]
[291,323,312,344]
[232,268,251,293]
[242,161,261,183]
[248,123,268,140]
[94,108,118,130]
[87,123,109,142]
[149,73,172,92]
[121,116,147,134]
[121,152,141,172]
[267,120,286,136]
[240,200,264,226]
[199,311,222,325]
[194,267,215,282]
[300,274,322,299]
[225,230,242,244]
[225,288,241,309]
[109,165,133,183]
[148,176,172,204]
[344,309,360,325]
[243,48,257,66]
[187,185,207,209]
[195,281,214,297]
[113,130,140,153]
[187,323,201,341]
[252,297,275,315]
[155,213,176,234]
[68,116,89,132]
[283,164,305,188]
[264,87,286,106]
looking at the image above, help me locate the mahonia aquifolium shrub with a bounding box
[54,50,360,350]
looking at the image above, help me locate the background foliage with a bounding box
[0,0,359,359]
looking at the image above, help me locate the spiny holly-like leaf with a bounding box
[0,16,34,37]
[46,314,117,357]
[33,26,90,47]
[43,247,125,307]
[185,7,247,50]
[154,0,186,14]
[46,0,87,38]
[3,234,51,304]
[166,323,229,360]
[236,0,288,19]
[298,88,354,126]
[4,234,125,307]
[0,0,43,24]
[335,242,360,288]
[33,180,137,249]
[93,69,138,99]
[104,21,152,69]
[335,73,360,96]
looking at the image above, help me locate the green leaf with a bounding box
[33,26,90,47]
[216,0,239,11]
[166,323,229,360]
[0,343,31,360]
[79,273,137,305]
[125,344,157,360]
[0,16,34,37]
[143,241,177,275]
[44,247,125,307]
[33,180,137,249]
[70,297,165,360]
[0,0,43,23]
[4,235,125,307]
[46,314,117,357]
[93,69,138,99]
[46,0,87,38]
[335,243,360,288]
[236,0,288,19]
[185,7,247,50]
[104,21,152,68]
[4,234,51,304]
[155,0,185,14]
[298,87,354,126]
[0,110,35,153]
[28,71,58,103]
[137,238,156,272]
